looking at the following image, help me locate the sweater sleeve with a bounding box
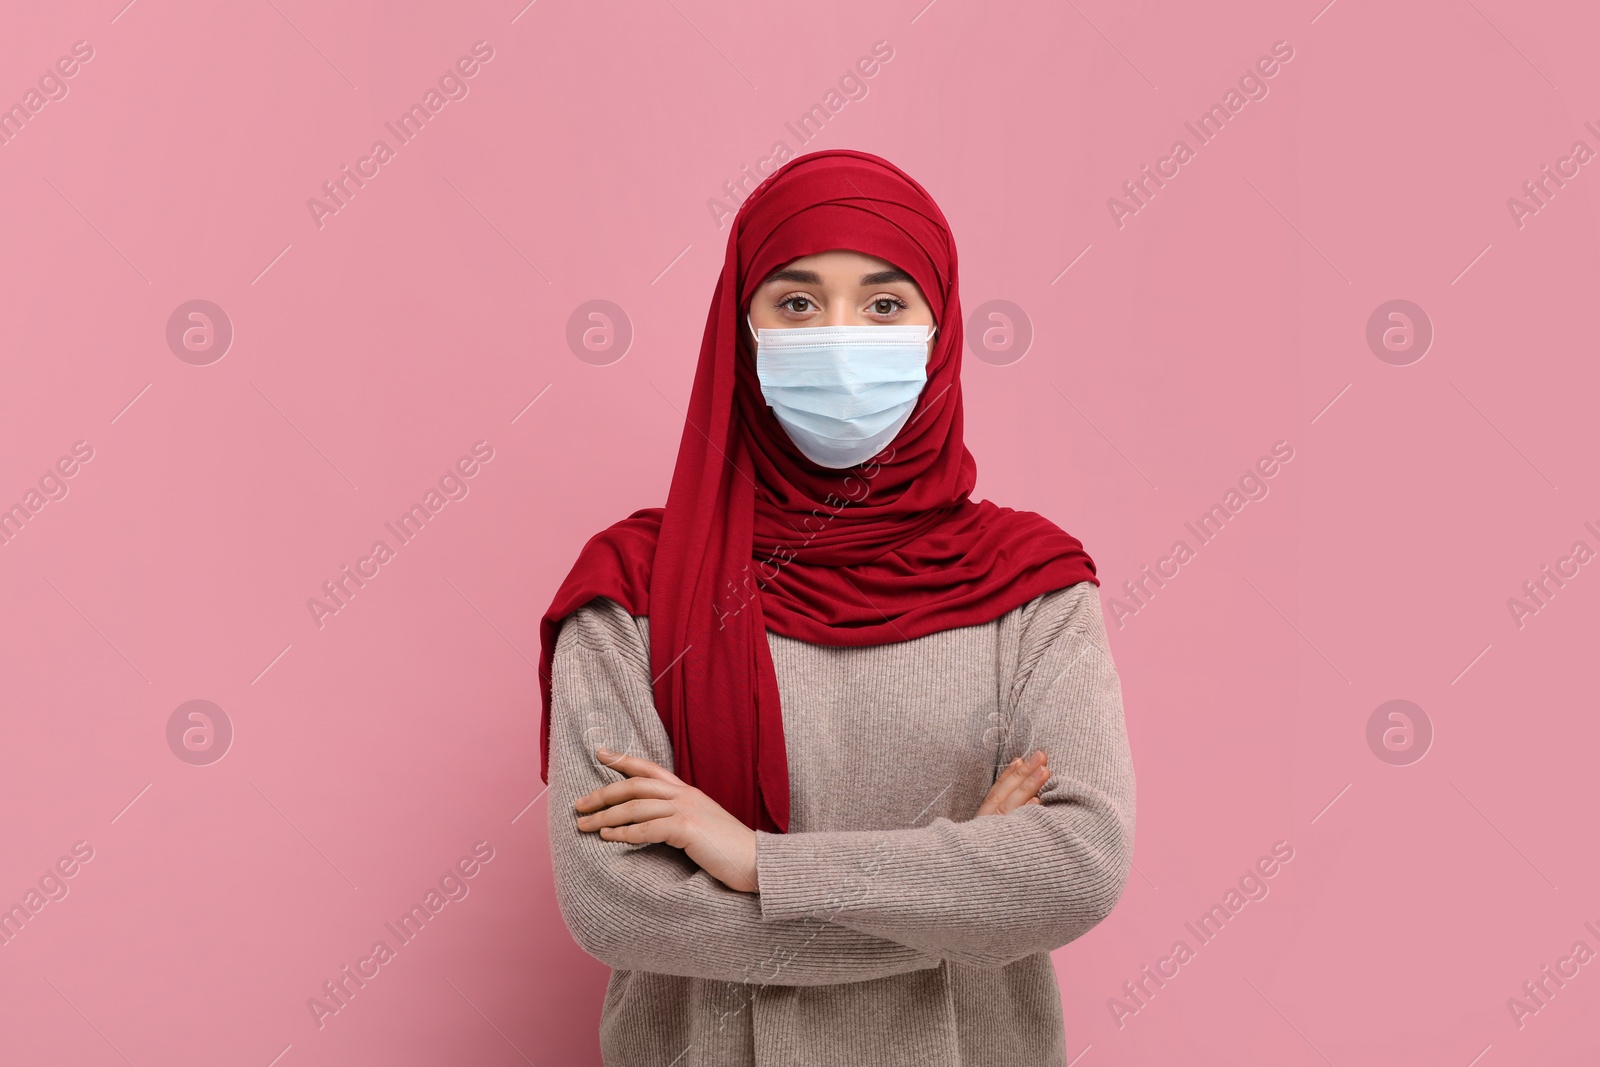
[546,595,945,987]
[753,580,1137,970]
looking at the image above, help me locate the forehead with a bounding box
[757,249,920,291]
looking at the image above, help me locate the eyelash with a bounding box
[773,294,911,315]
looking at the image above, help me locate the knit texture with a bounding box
[546,580,1136,1066]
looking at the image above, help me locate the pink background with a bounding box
[2,0,1597,1063]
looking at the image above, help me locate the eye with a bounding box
[774,294,816,315]
[870,295,911,317]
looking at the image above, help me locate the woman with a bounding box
[537,148,1136,1066]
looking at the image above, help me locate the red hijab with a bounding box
[537,149,1097,833]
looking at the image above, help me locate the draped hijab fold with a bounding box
[537,149,1097,833]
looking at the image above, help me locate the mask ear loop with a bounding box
[746,311,769,356]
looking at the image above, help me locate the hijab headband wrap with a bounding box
[537,148,1097,833]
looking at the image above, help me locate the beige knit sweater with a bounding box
[546,579,1136,1066]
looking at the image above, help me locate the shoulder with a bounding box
[1012,580,1106,640]
[553,596,651,675]
[1002,581,1114,693]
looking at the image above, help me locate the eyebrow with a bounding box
[761,267,915,287]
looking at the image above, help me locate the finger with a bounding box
[594,816,678,845]
[975,758,1029,817]
[575,776,678,812]
[986,752,1046,813]
[1000,761,1051,813]
[594,747,686,786]
[576,798,679,831]
[991,757,1037,809]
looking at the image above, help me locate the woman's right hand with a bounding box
[974,750,1050,817]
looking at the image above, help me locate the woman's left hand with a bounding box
[574,746,760,894]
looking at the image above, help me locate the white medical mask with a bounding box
[749,314,936,469]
